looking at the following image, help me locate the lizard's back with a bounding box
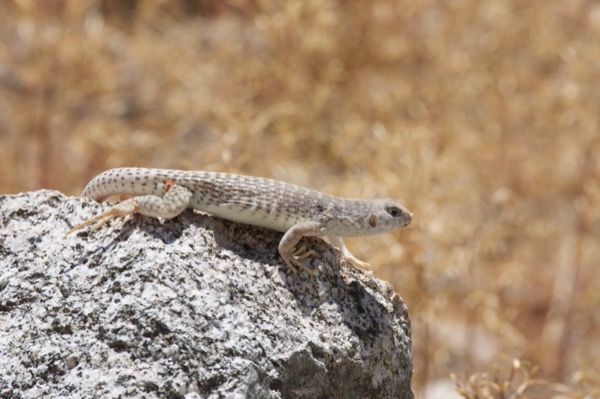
[82,168,331,232]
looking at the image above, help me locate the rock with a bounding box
[0,190,413,399]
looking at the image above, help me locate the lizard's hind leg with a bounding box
[66,182,193,236]
[66,199,140,236]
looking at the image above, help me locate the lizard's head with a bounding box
[366,199,412,232]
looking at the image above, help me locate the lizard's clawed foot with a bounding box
[66,199,139,236]
[281,246,316,275]
[342,254,372,270]
[292,245,315,261]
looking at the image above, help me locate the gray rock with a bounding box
[0,190,413,399]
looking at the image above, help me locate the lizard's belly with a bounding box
[193,203,306,233]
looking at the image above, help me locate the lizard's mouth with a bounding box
[403,212,413,226]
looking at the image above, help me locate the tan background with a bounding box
[1,1,599,397]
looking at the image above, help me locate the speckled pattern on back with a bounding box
[81,167,412,235]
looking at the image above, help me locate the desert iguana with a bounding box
[66,168,413,274]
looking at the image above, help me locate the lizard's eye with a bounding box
[386,206,404,218]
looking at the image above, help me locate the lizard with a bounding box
[66,167,413,274]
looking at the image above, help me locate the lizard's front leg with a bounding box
[66,181,193,235]
[278,221,325,275]
[324,235,372,269]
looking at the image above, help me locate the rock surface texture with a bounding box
[0,190,413,399]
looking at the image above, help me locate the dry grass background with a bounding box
[1,1,599,397]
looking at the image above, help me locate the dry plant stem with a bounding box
[541,220,581,377]
[451,359,548,399]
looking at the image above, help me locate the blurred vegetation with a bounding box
[1,1,598,397]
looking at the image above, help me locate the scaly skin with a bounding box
[67,168,413,274]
